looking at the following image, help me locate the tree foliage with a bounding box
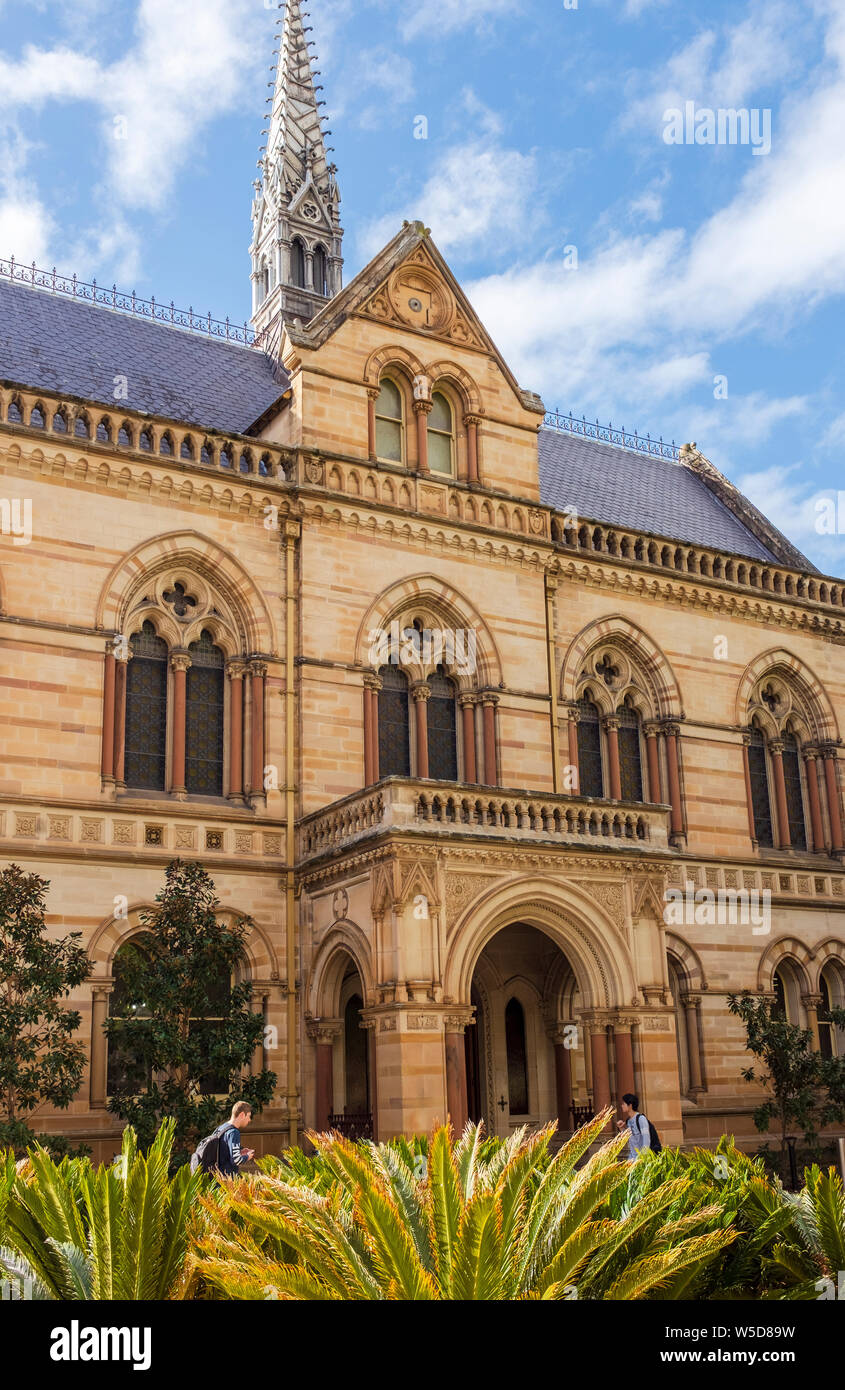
[105,860,276,1162]
[0,865,90,1156]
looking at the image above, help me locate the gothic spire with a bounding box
[250,0,343,342]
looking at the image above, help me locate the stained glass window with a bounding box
[617,703,644,803]
[375,378,403,463]
[505,998,529,1115]
[378,665,411,777]
[191,960,232,1095]
[747,726,774,847]
[427,391,454,475]
[781,731,807,850]
[576,697,603,798]
[124,621,168,791]
[428,670,458,781]
[186,630,225,796]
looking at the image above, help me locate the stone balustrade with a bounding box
[298,777,671,859]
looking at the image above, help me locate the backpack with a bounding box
[637,1112,662,1154]
[190,1124,235,1175]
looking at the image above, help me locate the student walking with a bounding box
[190,1100,256,1177]
[616,1092,661,1161]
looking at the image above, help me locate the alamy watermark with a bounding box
[0,497,32,545]
[368,622,478,676]
[663,102,772,157]
[664,880,771,936]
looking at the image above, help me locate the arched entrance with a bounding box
[309,946,374,1140]
[464,922,589,1137]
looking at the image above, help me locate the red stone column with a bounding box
[459,694,477,783]
[413,683,431,779]
[482,695,499,787]
[170,651,191,796]
[228,661,247,802]
[664,723,685,838]
[445,1017,469,1133]
[567,708,580,793]
[101,644,116,781]
[803,748,825,853]
[604,716,622,800]
[769,739,791,849]
[309,1021,341,1133]
[112,651,129,788]
[553,1035,574,1133]
[644,722,661,805]
[366,388,378,459]
[464,415,480,485]
[682,996,704,1095]
[613,1023,636,1099]
[741,733,758,845]
[365,1020,379,1141]
[589,1024,611,1120]
[414,401,432,474]
[823,746,844,853]
[363,674,382,785]
[249,661,267,799]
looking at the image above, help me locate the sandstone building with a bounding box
[1,2,844,1162]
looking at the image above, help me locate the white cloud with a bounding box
[736,462,845,570]
[400,0,513,41]
[821,412,845,449]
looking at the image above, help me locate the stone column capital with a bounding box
[364,672,384,693]
[366,385,381,401]
[602,715,621,733]
[248,659,269,679]
[306,1017,343,1044]
[443,1010,474,1033]
[412,682,432,703]
[413,399,433,417]
[662,721,682,738]
[769,738,785,756]
[458,692,477,709]
[463,413,483,428]
[643,720,661,739]
[170,650,192,673]
[680,993,702,1010]
[821,743,840,761]
[480,693,500,709]
[226,660,248,681]
[801,993,824,1011]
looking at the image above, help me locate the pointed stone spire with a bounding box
[250,0,343,342]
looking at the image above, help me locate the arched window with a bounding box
[186,630,225,796]
[291,238,306,289]
[617,701,643,802]
[74,415,90,439]
[782,730,807,850]
[576,697,603,798]
[427,391,455,476]
[7,398,22,424]
[819,967,844,1059]
[96,418,111,444]
[314,245,329,297]
[375,378,404,463]
[192,958,232,1095]
[107,933,155,1096]
[773,962,802,1024]
[668,957,691,1095]
[747,726,774,847]
[53,408,67,433]
[30,404,45,429]
[139,429,153,452]
[773,968,787,1020]
[378,665,411,777]
[427,668,458,781]
[118,422,132,446]
[505,998,529,1115]
[125,622,168,791]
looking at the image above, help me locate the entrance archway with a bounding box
[464,922,588,1137]
[309,944,374,1140]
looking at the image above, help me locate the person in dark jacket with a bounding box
[192,1100,256,1177]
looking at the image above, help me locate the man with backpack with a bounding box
[616,1092,661,1161]
[190,1100,256,1177]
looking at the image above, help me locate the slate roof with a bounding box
[538,426,780,563]
[0,278,287,435]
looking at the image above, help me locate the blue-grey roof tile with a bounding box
[538,427,778,563]
[0,278,286,434]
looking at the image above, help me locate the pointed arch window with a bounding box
[185,631,225,796]
[576,697,603,798]
[124,622,168,791]
[375,378,404,463]
[819,968,844,1059]
[747,725,774,848]
[378,665,411,777]
[107,934,155,1096]
[505,998,529,1115]
[314,245,329,297]
[7,398,22,424]
[30,404,45,429]
[427,391,455,476]
[427,668,458,781]
[782,730,807,850]
[291,238,306,290]
[617,701,643,802]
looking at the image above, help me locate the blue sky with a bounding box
[1,0,844,572]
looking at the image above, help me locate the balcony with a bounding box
[297,777,672,862]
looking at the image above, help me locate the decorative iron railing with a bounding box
[328,1113,373,1142]
[544,409,679,463]
[0,256,257,348]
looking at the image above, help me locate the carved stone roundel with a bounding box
[387,265,453,334]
